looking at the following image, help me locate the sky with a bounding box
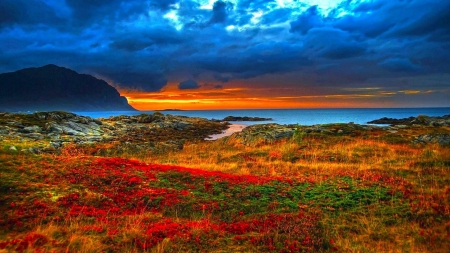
[0,0,449,110]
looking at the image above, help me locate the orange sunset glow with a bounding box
[119,83,446,110]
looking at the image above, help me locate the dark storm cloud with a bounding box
[213,73,230,83]
[0,0,62,28]
[290,6,323,35]
[378,58,421,72]
[302,28,366,59]
[387,1,450,38]
[209,1,234,24]
[0,0,449,101]
[194,41,311,80]
[179,79,200,89]
[88,60,169,92]
[110,26,182,52]
[64,0,122,26]
[335,0,450,40]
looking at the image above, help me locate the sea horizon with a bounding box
[72,107,450,126]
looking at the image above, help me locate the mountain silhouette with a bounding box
[0,64,136,112]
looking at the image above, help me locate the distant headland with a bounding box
[155,109,185,111]
[0,64,136,112]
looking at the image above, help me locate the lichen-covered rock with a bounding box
[0,126,10,134]
[226,124,296,145]
[414,134,450,146]
[33,111,78,121]
[0,111,228,152]
[19,126,42,133]
[25,133,44,140]
[369,114,450,126]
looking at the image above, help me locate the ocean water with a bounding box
[74,108,450,126]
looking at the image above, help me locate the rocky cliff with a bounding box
[0,64,136,112]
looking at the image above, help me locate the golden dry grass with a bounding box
[1,125,449,252]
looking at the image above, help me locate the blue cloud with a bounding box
[0,0,448,97]
[209,1,234,24]
[0,0,63,28]
[179,79,200,89]
[378,58,421,72]
[302,27,367,59]
[290,6,323,35]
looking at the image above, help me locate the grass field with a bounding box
[1,125,449,252]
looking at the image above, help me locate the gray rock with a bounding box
[85,136,103,142]
[45,122,64,134]
[174,121,191,130]
[29,147,41,154]
[7,121,21,126]
[411,115,431,125]
[76,117,91,124]
[137,115,156,123]
[64,121,85,133]
[414,134,450,145]
[93,119,103,125]
[50,142,61,149]
[20,125,42,133]
[26,133,45,140]
[227,124,295,145]
[0,126,9,134]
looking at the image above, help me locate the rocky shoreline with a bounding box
[367,114,450,126]
[220,116,273,121]
[1,112,449,154]
[0,111,229,154]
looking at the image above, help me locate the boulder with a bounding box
[93,119,103,125]
[45,122,64,134]
[33,111,78,121]
[0,126,9,134]
[49,142,62,149]
[369,114,450,126]
[25,133,44,140]
[19,126,42,133]
[173,121,191,130]
[226,124,295,145]
[414,134,450,145]
[411,115,431,125]
[222,116,273,121]
[137,115,157,123]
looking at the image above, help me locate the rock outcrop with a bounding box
[0,111,228,153]
[0,64,136,112]
[368,115,450,126]
[224,123,378,145]
[221,116,273,121]
[414,134,450,146]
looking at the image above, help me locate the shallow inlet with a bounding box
[206,124,247,140]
